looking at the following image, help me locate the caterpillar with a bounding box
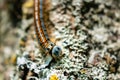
[34,0,62,59]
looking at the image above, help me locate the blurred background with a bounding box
[0,0,120,80]
[0,0,33,79]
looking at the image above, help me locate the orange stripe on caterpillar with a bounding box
[34,0,62,59]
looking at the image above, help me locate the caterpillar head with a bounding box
[52,46,62,59]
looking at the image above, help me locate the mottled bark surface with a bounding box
[0,0,120,80]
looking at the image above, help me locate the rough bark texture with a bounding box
[0,0,120,80]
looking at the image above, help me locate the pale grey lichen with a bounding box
[10,0,120,80]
